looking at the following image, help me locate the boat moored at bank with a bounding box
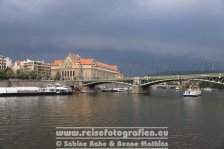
[183,84,202,97]
[112,87,130,92]
[102,87,131,92]
[0,83,73,97]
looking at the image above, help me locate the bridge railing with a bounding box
[82,73,224,82]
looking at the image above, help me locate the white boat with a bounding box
[53,83,73,94]
[112,87,129,92]
[175,86,180,91]
[203,87,212,92]
[0,83,73,97]
[183,84,201,97]
[102,87,130,92]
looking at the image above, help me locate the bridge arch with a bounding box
[191,79,224,85]
[141,79,181,87]
[83,81,133,87]
[141,78,224,87]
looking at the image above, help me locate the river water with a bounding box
[0,89,224,149]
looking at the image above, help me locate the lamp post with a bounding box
[129,65,132,77]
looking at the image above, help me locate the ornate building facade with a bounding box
[51,53,123,80]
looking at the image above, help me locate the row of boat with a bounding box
[102,85,202,97]
[0,85,132,96]
[0,83,73,97]
[0,83,203,97]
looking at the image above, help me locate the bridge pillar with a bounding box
[80,86,95,92]
[131,85,149,94]
[131,77,149,94]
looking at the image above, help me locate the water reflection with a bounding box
[0,90,224,149]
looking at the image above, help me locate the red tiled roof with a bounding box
[80,59,94,65]
[68,53,94,64]
[96,61,117,70]
[52,60,63,66]
[65,53,118,70]
[15,60,21,66]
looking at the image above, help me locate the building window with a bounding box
[62,71,64,77]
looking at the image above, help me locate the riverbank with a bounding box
[0,80,80,87]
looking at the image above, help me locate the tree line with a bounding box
[0,68,55,80]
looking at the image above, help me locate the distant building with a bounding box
[0,55,12,70]
[51,53,123,80]
[13,59,51,77]
[13,60,21,71]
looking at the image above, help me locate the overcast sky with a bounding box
[0,0,224,75]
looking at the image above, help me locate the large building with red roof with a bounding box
[51,53,123,80]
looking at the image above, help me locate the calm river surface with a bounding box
[0,89,224,149]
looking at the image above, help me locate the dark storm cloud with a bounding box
[0,0,224,75]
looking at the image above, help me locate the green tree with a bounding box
[54,71,61,80]
[5,68,16,79]
[16,70,28,80]
[0,70,6,79]
[29,71,38,80]
[46,74,51,80]
[37,73,43,80]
